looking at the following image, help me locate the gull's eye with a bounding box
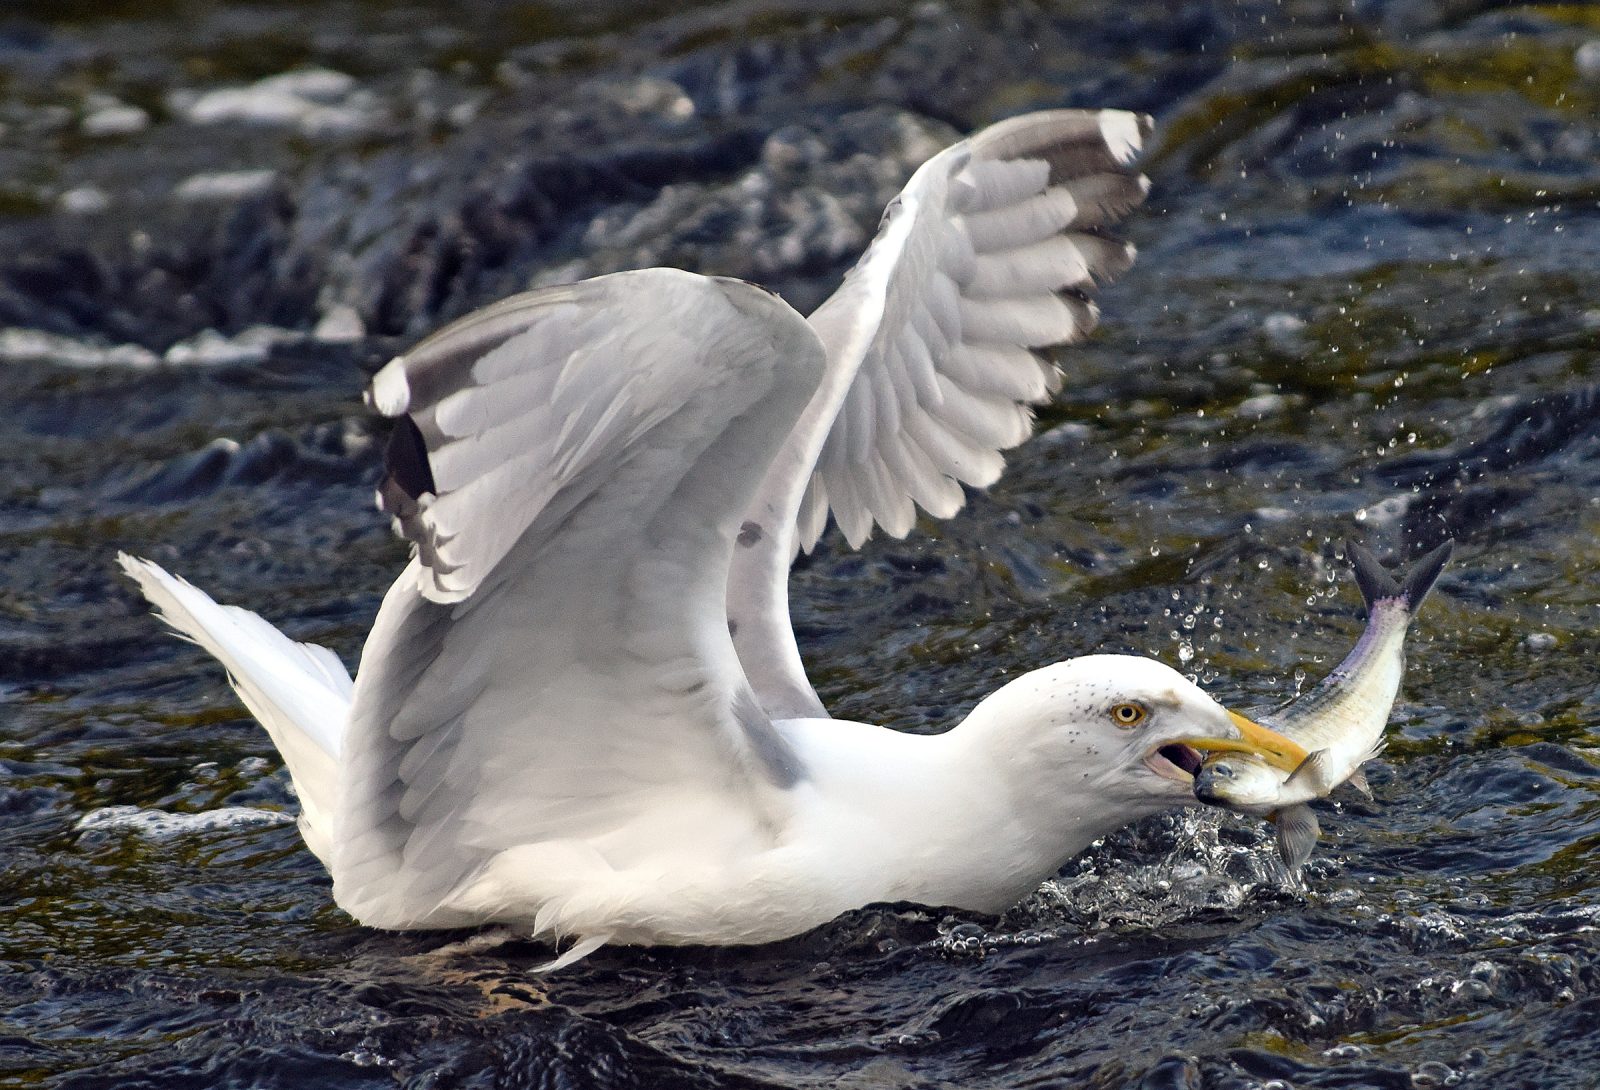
[1110,702,1147,728]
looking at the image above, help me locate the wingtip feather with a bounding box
[368,358,411,416]
[1097,110,1147,165]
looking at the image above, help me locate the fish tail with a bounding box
[1346,538,1454,615]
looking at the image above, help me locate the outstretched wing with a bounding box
[335,269,825,929]
[728,109,1151,720]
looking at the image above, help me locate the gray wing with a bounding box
[334,269,825,929]
[728,109,1151,720]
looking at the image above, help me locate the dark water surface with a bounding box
[4,1,1600,1087]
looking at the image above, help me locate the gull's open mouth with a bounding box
[1145,743,1204,782]
[1181,712,1309,774]
[1148,710,1308,785]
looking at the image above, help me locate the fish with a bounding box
[1193,538,1454,872]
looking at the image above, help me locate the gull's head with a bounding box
[966,654,1306,814]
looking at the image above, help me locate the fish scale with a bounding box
[1194,539,1454,872]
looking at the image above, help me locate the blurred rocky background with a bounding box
[4,3,1600,1088]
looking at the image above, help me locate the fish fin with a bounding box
[1285,748,1339,795]
[1399,539,1454,612]
[1345,539,1454,615]
[1344,766,1373,800]
[1273,804,1321,873]
[1347,540,1399,607]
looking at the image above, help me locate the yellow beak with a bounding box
[1183,710,1309,773]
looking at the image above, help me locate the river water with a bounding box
[3,2,1599,1087]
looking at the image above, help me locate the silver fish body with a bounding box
[1194,539,1453,870]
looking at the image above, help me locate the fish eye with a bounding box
[1110,702,1147,728]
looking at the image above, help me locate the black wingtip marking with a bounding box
[1346,538,1454,614]
[385,416,436,503]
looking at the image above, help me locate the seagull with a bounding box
[120,109,1307,969]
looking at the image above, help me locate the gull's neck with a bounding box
[783,690,1162,916]
[937,694,1164,904]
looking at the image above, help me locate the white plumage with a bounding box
[121,110,1307,967]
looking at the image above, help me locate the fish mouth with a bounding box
[1147,710,1309,783]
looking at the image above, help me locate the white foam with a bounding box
[173,169,278,203]
[1237,392,1289,417]
[600,77,694,121]
[75,804,293,838]
[81,103,150,137]
[1261,312,1308,346]
[0,328,159,369]
[254,69,357,103]
[1251,505,1296,523]
[58,187,112,215]
[1577,41,1600,81]
[313,304,365,343]
[171,68,377,138]
[163,325,299,366]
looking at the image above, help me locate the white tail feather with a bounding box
[117,553,351,865]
